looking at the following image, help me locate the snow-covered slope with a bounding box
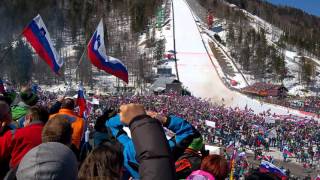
[164,0,318,119]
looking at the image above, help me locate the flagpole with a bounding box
[63,47,86,94]
[172,0,180,81]
[75,49,86,73]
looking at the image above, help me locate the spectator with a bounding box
[11,87,39,127]
[0,105,48,175]
[78,140,124,180]
[42,115,73,146]
[0,92,16,107]
[0,101,14,180]
[48,95,64,115]
[187,170,215,180]
[49,98,85,150]
[0,100,14,136]
[106,114,140,179]
[190,154,229,180]
[106,111,196,179]
[120,103,175,180]
[16,142,78,180]
[93,108,117,147]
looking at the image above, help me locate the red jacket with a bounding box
[0,122,44,168]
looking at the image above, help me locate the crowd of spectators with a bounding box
[261,96,320,115]
[0,86,319,179]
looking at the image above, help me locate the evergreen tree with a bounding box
[8,40,33,85]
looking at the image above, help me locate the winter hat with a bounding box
[20,88,38,106]
[16,142,78,180]
[188,137,204,151]
[187,170,215,180]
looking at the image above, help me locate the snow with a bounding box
[164,0,318,119]
[285,50,298,60]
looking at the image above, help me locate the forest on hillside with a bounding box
[220,0,320,58]
[0,0,164,87]
[196,0,319,86]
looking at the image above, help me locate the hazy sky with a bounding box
[265,0,320,17]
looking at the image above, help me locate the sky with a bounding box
[265,0,320,17]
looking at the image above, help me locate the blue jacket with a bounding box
[166,115,195,149]
[106,115,140,179]
[105,114,195,178]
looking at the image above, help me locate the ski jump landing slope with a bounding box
[170,0,316,118]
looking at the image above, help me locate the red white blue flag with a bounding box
[87,20,128,83]
[22,14,63,74]
[77,85,87,118]
[259,161,288,180]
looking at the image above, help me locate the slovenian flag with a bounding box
[77,85,87,118]
[259,161,288,180]
[22,14,63,74]
[87,20,128,83]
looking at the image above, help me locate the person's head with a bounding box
[42,115,73,146]
[23,105,49,127]
[16,142,78,180]
[0,92,16,106]
[78,140,124,180]
[61,98,75,110]
[0,100,12,124]
[20,87,38,106]
[200,155,228,180]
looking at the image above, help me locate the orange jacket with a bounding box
[49,108,85,149]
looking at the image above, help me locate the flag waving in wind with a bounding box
[87,20,128,83]
[22,15,63,74]
[259,160,288,180]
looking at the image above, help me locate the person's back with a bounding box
[49,98,85,149]
[0,105,48,168]
[16,142,78,180]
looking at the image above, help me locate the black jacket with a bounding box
[129,115,175,180]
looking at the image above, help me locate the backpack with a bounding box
[175,148,203,179]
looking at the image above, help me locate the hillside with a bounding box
[0,0,164,90]
[185,0,320,97]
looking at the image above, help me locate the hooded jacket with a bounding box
[16,142,78,180]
